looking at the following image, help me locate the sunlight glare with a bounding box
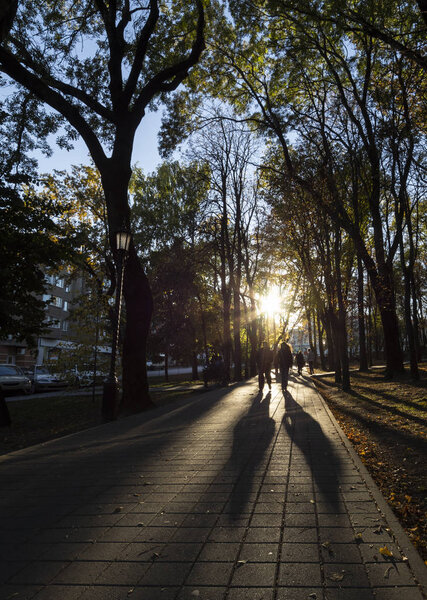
[260,288,282,316]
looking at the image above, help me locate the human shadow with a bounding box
[226,391,276,519]
[282,390,343,512]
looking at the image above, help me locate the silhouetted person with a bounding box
[278,340,293,392]
[307,348,315,374]
[256,341,273,391]
[296,350,305,375]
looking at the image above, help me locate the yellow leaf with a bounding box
[379,546,393,557]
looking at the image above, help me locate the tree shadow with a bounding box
[352,384,427,414]
[226,391,276,519]
[282,389,343,512]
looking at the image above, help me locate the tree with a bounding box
[0,0,205,413]
[0,176,74,346]
[196,0,426,378]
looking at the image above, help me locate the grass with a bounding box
[0,377,204,456]
[313,363,427,561]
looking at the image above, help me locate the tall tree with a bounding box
[0,0,205,413]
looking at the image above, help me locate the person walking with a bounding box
[278,340,293,392]
[256,341,273,391]
[307,347,315,375]
[296,350,305,375]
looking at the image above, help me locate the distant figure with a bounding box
[296,350,305,375]
[256,342,274,391]
[278,341,293,392]
[307,348,315,374]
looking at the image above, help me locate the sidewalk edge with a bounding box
[310,378,427,597]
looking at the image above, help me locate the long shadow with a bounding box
[354,384,427,414]
[283,390,343,512]
[347,390,427,425]
[324,395,427,453]
[226,391,276,519]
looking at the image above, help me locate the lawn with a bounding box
[313,364,427,561]
[0,378,204,456]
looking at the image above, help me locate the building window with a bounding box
[62,320,69,331]
[63,300,68,311]
[50,296,63,308]
[46,317,61,329]
[55,277,64,288]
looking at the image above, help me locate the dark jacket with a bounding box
[257,346,274,371]
[278,343,293,370]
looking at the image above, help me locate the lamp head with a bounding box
[116,230,131,252]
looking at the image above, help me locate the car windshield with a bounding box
[36,367,51,375]
[0,365,21,375]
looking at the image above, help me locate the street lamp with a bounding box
[102,229,132,421]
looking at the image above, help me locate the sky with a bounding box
[35,109,164,176]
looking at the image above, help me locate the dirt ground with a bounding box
[313,364,427,562]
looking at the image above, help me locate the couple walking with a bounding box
[256,339,293,393]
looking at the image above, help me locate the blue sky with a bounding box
[35,109,163,176]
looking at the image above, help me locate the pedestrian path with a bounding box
[1,374,426,599]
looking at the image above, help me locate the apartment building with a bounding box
[0,272,85,368]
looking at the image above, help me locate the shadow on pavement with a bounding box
[226,390,276,519]
[283,389,342,512]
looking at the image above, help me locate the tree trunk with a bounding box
[191,350,198,380]
[233,286,242,381]
[334,230,350,391]
[357,256,369,371]
[102,164,154,414]
[164,349,169,383]
[316,311,326,370]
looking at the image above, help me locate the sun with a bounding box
[259,288,282,316]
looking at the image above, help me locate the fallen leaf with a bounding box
[191,591,200,597]
[150,552,160,561]
[127,588,134,596]
[237,560,248,567]
[113,506,123,514]
[328,572,344,582]
[379,546,393,558]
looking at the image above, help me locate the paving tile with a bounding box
[93,561,149,585]
[0,585,42,600]
[239,543,278,562]
[366,561,416,586]
[138,562,192,586]
[276,589,323,600]
[228,588,273,599]
[198,542,240,562]
[278,562,322,587]
[230,562,276,587]
[8,561,71,585]
[373,587,424,600]
[323,587,375,599]
[177,587,226,600]
[323,563,370,587]
[185,561,234,586]
[280,543,319,563]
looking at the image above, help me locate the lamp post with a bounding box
[102,229,131,421]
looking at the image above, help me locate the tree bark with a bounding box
[102,163,154,413]
[357,255,369,371]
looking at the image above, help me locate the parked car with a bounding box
[0,364,32,395]
[26,366,68,393]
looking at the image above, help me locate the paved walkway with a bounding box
[1,374,426,600]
